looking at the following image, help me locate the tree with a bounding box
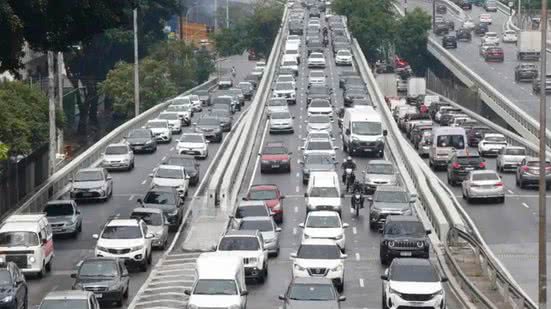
[0,143,8,161]
[195,49,215,84]
[394,8,431,75]
[149,40,198,92]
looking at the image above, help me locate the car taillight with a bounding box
[479,162,486,168]
[495,182,504,187]
[521,166,529,172]
[452,162,461,169]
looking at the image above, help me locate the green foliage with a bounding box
[211,28,243,56]
[394,8,431,75]
[0,82,60,154]
[149,41,198,92]
[0,143,7,161]
[195,49,216,84]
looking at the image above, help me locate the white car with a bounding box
[335,49,353,65]
[149,165,190,197]
[145,119,172,143]
[307,52,326,68]
[502,30,518,43]
[307,99,333,117]
[157,112,182,133]
[170,96,192,108]
[280,55,299,75]
[93,219,154,271]
[269,110,294,134]
[462,170,505,203]
[188,94,202,112]
[478,133,507,156]
[216,230,269,282]
[306,115,333,135]
[481,32,499,45]
[302,137,338,159]
[479,13,492,24]
[299,211,348,251]
[101,143,135,171]
[497,146,526,172]
[291,239,347,292]
[463,19,475,30]
[165,104,192,125]
[272,81,297,104]
[255,61,266,73]
[308,70,327,86]
[176,133,209,158]
[276,74,296,87]
[382,258,447,309]
[267,98,290,115]
[287,35,301,46]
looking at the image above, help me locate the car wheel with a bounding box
[45,259,52,272]
[147,252,152,265]
[498,196,505,203]
[140,260,148,272]
[337,281,344,293]
[38,263,46,278]
[382,291,389,309]
[77,223,82,233]
[115,296,123,307]
[124,287,129,299]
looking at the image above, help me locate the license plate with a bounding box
[82,193,93,197]
[135,146,142,150]
[95,294,102,298]
[400,251,412,257]
[272,165,280,168]
[465,168,474,171]
[364,149,373,152]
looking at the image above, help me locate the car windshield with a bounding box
[352,121,382,135]
[263,146,287,155]
[384,222,425,236]
[306,215,340,227]
[472,172,500,181]
[180,135,204,143]
[390,263,439,282]
[0,231,39,247]
[159,113,178,120]
[310,53,324,59]
[278,76,294,83]
[309,116,330,123]
[128,130,150,138]
[101,226,141,239]
[375,191,409,203]
[520,64,536,70]
[0,271,11,285]
[236,206,269,218]
[297,244,341,259]
[366,163,394,174]
[436,134,465,148]
[307,141,332,151]
[457,156,482,165]
[485,136,506,142]
[310,71,325,78]
[131,212,163,226]
[337,50,351,56]
[198,118,220,126]
[504,148,526,155]
[143,191,176,205]
[218,237,259,250]
[40,300,89,309]
[193,279,238,295]
[167,105,190,112]
[269,100,287,107]
[276,82,294,90]
[486,33,497,37]
[271,112,291,119]
[75,171,103,182]
[44,203,74,216]
[147,121,166,128]
[248,189,277,200]
[283,61,296,66]
[240,220,273,232]
[309,87,328,95]
[305,154,334,165]
[79,260,118,277]
[155,168,183,179]
[105,146,128,155]
[309,187,339,197]
[288,283,336,301]
[310,101,330,108]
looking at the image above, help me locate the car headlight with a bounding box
[294,263,306,271]
[416,241,425,248]
[28,256,36,263]
[122,158,130,163]
[431,289,444,297]
[130,245,143,252]
[1,295,13,303]
[390,287,404,298]
[351,136,359,142]
[303,233,310,239]
[145,140,154,145]
[96,246,109,252]
[377,137,385,143]
[330,264,343,272]
[169,209,179,216]
[388,240,395,248]
[261,160,270,164]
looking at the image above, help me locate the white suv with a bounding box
[93,219,154,272]
[299,210,348,251]
[272,82,297,104]
[381,258,448,309]
[157,112,182,133]
[478,133,507,157]
[307,52,326,68]
[216,230,269,283]
[176,133,209,159]
[291,239,347,292]
[145,119,172,143]
[149,165,190,197]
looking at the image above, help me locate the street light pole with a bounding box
[47,51,56,176]
[432,0,436,29]
[214,0,218,31]
[226,0,230,28]
[133,7,140,118]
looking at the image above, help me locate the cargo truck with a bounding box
[517,31,541,61]
[407,77,426,104]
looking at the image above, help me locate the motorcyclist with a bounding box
[350,181,365,214]
[231,66,236,78]
[322,27,328,37]
[341,156,357,187]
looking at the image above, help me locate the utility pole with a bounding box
[57,52,64,157]
[226,0,230,28]
[432,0,436,28]
[47,51,56,176]
[133,6,140,117]
[214,0,218,31]
[538,0,548,305]
[404,0,408,14]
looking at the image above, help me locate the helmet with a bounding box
[347,156,352,162]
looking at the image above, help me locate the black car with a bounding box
[126,128,157,153]
[532,76,551,94]
[71,257,129,307]
[436,4,447,14]
[442,35,457,49]
[379,216,430,265]
[138,186,184,231]
[279,277,345,308]
[209,110,233,132]
[162,155,200,186]
[332,42,351,54]
[447,150,486,185]
[238,82,254,100]
[300,153,337,184]
[344,89,369,107]
[307,85,332,104]
[433,22,449,36]
[515,63,538,82]
[474,22,489,36]
[459,0,472,9]
[339,72,360,88]
[0,262,27,309]
[467,126,493,146]
[245,74,260,89]
[194,116,223,143]
[456,28,472,41]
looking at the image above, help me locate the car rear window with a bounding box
[390,263,439,282]
[218,237,259,251]
[472,173,499,181]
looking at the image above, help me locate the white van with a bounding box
[429,127,467,170]
[280,55,299,76]
[285,41,301,64]
[0,214,54,277]
[305,171,342,215]
[342,106,387,157]
[186,252,248,309]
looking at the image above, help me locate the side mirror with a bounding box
[298,160,304,165]
[426,230,432,235]
[241,290,249,296]
[341,254,348,259]
[300,146,305,150]
[192,122,197,126]
[148,173,154,178]
[242,197,248,201]
[70,273,77,278]
[367,197,373,202]
[383,130,388,136]
[184,289,191,296]
[279,294,286,300]
[304,193,308,197]
[338,296,346,302]
[334,146,339,150]
[137,198,143,205]
[340,193,345,198]
[146,233,155,239]
[343,223,349,228]
[298,223,305,228]
[92,234,99,239]
[75,210,81,215]
[280,195,285,199]
[290,252,298,258]
[381,274,389,280]
[441,277,449,282]
[276,227,282,232]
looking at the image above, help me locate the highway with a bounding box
[25,54,255,308]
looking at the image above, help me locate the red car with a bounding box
[245,184,285,223]
[260,142,291,173]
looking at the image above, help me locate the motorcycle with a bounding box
[343,168,355,193]
[351,192,364,217]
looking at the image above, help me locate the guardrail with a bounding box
[13,78,218,217]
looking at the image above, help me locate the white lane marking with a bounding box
[522,202,530,209]
[355,252,360,261]
[129,194,135,201]
[352,227,357,235]
[359,278,365,288]
[297,159,301,164]
[296,172,300,177]
[248,121,270,190]
[141,179,147,185]
[294,206,298,213]
[293,227,297,235]
[170,147,174,151]
[507,189,514,194]
[296,186,300,193]
[162,156,167,161]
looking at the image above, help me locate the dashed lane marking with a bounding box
[522,202,530,208]
[129,194,135,201]
[359,278,365,288]
[141,179,147,185]
[352,227,357,235]
[355,252,360,261]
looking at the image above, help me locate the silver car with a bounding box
[462,170,505,203]
[270,111,294,134]
[70,168,113,202]
[44,200,82,237]
[268,98,289,115]
[237,216,281,257]
[363,160,398,194]
[417,131,432,158]
[496,146,526,172]
[101,143,135,171]
[306,115,333,135]
[130,208,169,249]
[368,186,415,230]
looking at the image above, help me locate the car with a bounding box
[187,94,202,112]
[456,28,472,41]
[71,257,129,307]
[516,157,551,189]
[70,168,113,202]
[442,35,457,48]
[245,74,260,88]
[307,52,326,68]
[0,262,27,309]
[194,116,223,143]
[212,95,239,113]
[484,0,498,11]
[417,131,433,157]
[228,88,245,106]
[410,125,432,147]
[235,200,272,220]
[39,291,100,309]
[433,22,449,36]
[362,160,398,194]
[101,143,134,171]
[307,99,333,118]
[368,186,416,230]
[161,155,200,186]
[299,153,337,184]
[279,277,346,308]
[273,82,297,104]
[497,146,527,172]
[479,13,492,24]
[209,110,233,132]
[502,30,518,43]
[260,142,292,173]
[238,216,281,257]
[343,89,369,107]
[125,128,157,153]
[145,119,172,143]
[479,42,498,57]
[165,104,192,126]
[138,186,184,230]
[302,137,338,160]
[269,110,295,134]
[379,216,430,264]
[481,31,499,45]
[514,63,538,82]
[158,111,186,133]
[216,230,268,282]
[308,70,327,86]
[245,184,285,223]
[462,19,475,30]
[237,82,254,100]
[194,89,211,106]
[267,98,290,115]
[335,49,353,65]
[149,165,190,197]
[307,85,332,104]
[467,126,493,147]
[176,133,209,159]
[462,170,505,203]
[478,133,507,156]
[218,77,233,89]
[130,208,169,249]
[170,96,193,110]
[484,47,504,62]
[447,150,486,186]
[280,55,299,76]
[306,115,333,135]
[474,22,489,36]
[44,200,82,237]
[532,74,551,94]
[93,218,153,272]
[277,74,297,87]
[299,211,348,252]
[290,239,346,292]
[381,258,447,309]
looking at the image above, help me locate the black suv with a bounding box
[138,186,185,231]
[474,22,489,36]
[442,35,457,49]
[456,28,472,41]
[71,257,129,307]
[380,216,430,265]
[447,150,486,185]
[0,262,27,309]
[433,22,449,36]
